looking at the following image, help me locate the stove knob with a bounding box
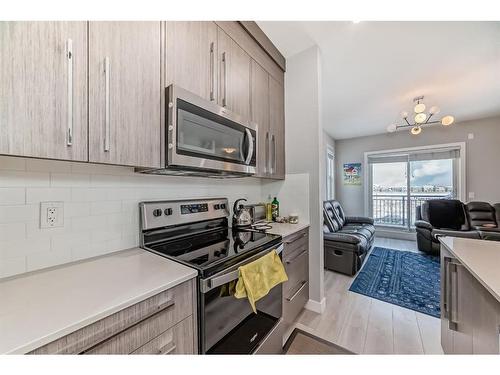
[220,203,226,209]
[214,204,220,210]
[164,208,173,216]
[153,209,162,217]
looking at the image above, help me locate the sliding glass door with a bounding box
[368,146,460,230]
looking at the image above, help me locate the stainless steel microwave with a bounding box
[138,85,257,177]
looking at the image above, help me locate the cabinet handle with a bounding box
[66,39,73,147]
[157,342,176,355]
[271,134,276,174]
[286,281,308,302]
[221,51,227,107]
[283,231,307,244]
[81,299,175,353]
[209,42,215,101]
[265,131,270,174]
[448,261,460,331]
[104,57,110,152]
[285,248,308,264]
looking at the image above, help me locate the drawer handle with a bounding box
[81,298,175,353]
[283,232,307,244]
[333,250,343,256]
[157,342,176,355]
[285,249,308,264]
[286,280,308,302]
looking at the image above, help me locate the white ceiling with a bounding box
[257,21,500,139]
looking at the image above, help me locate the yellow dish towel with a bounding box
[234,250,288,313]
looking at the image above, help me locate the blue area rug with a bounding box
[349,247,440,317]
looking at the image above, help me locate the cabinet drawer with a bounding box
[132,316,194,354]
[283,280,309,324]
[283,229,309,260]
[283,248,308,297]
[30,279,194,354]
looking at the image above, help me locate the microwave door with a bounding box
[167,86,256,175]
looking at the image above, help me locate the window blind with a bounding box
[367,146,460,164]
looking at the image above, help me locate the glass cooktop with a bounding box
[146,227,281,277]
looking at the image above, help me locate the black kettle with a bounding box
[232,198,252,228]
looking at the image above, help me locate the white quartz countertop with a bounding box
[0,248,197,354]
[266,222,310,239]
[440,236,500,303]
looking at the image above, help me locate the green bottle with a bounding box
[271,197,279,221]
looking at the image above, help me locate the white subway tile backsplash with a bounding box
[26,187,71,204]
[0,157,265,279]
[71,215,108,231]
[0,237,51,259]
[51,232,91,253]
[65,202,91,218]
[51,173,90,187]
[0,171,50,187]
[0,188,25,205]
[0,222,26,242]
[0,205,38,224]
[0,256,26,278]
[26,248,72,272]
[90,201,122,215]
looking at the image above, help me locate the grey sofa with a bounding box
[323,200,375,276]
[415,200,500,254]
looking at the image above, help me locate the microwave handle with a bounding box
[244,128,254,165]
[201,244,283,292]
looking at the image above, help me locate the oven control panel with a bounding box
[181,203,208,215]
[140,198,229,231]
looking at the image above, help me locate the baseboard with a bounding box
[304,297,326,314]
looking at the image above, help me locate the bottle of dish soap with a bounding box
[271,197,279,221]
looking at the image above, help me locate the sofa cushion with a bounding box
[478,230,500,241]
[424,199,467,231]
[466,201,497,228]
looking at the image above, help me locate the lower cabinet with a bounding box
[29,279,196,355]
[282,228,309,327]
[441,245,500,354]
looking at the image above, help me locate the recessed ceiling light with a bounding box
[352,20,361,24]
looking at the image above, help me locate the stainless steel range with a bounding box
[139,198,283,354]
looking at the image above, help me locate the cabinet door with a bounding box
[269,75,285,179]
[452,262,474,354]
[88,22,161,168]
[166,22,218,102]
[250,60,270,178]
[217,28,251,119]
[473,277,500,354]
[0,21,88,161]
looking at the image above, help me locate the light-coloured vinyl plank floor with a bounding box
[293,237,443,354]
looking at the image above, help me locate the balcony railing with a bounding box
[372,194,452,227]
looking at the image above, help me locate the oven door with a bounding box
[199,244,283,354]
[167,85,257,175]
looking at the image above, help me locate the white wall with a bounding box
[335,116,500,216]
[261,173,310,224]
[284,45,325,311]
[0,156,262,279]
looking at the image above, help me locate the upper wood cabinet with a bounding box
[269,75,285,179]
[165,22,218,102]
[88,22,161,168]
[0,22,88,161]
[250,60,270,178]
[217,28,251,120]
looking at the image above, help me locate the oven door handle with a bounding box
[201,243,283,293]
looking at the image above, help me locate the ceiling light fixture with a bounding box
[386,96,455,136]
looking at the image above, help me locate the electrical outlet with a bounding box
[40,201,64,229]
